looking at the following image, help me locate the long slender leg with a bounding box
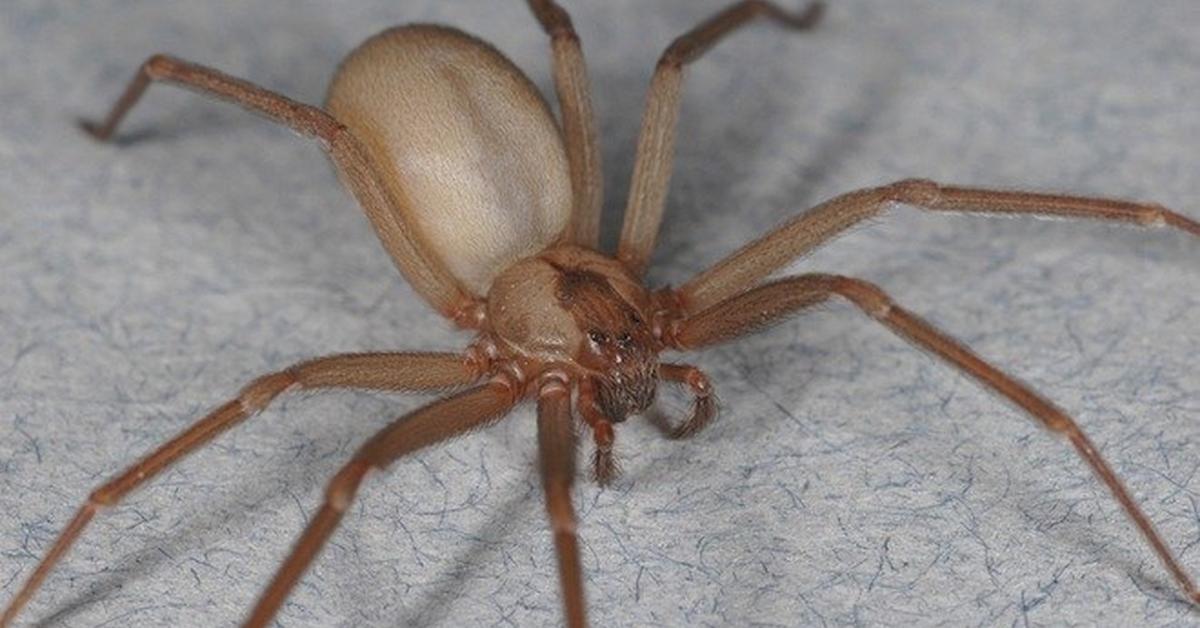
[81,55,476,322]
[536,374,586,628]
[527,0,604,249]
[655,363,716,439]
[617,0,824,275]
[244,380,518,627]
[680,178,1200,313]
[0,352,482,627]
[666,274,1200,604]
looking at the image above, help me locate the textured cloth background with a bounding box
[2,1,1199,626]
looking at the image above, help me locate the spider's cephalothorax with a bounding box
[486,245,661,423]
[7,2,1200,628]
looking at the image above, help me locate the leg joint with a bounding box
[829,276,894,319]
[452,299,488,330]
[537,370,572,398]
[651,287,686,348]
[657,46,689,70]
[685,369,712,397]
[143,53,177,78]
[489,364,527,404]
[545,487,578,534]
[306,116,354,152]
[549,28,580,44]
[885,178,943,205]
[325,461,371,512]
[238,370,299,415]
[1138,203,1168,227]
[87,487,118,508]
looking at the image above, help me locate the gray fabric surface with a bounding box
[2,1,1199,626]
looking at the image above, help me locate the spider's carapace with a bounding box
[488,246,662,421]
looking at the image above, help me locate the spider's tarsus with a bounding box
[77,117,112,142]
[670,394,718,440]
[756,0,825,30]
[592,447,618,486]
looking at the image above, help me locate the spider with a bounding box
[3,1,1199,626]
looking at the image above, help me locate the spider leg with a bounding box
[244,380,519,627]
[680,178,1200,313]
[664,274,1200,605]
[655,363,717,439]
[617,0,824,275]
[527,0,603,249]
[578,378,618,485]
[536,375,586,628]
[0,352,482,627]
[79,55,477,322]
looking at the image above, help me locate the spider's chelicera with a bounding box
[5,2,1200,627]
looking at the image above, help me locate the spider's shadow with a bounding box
[392,480,541,626]
[26,402,372,626]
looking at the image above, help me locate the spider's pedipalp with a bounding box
[656,363,718,439]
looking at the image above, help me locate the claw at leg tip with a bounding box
[77,118,113,142]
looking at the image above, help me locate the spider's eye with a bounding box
[588,330,609,345]
[617,333,632,346]
[628,312,642,325]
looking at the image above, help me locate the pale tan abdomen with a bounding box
[326,25,571,295]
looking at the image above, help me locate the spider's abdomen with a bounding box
[326,24,572,295]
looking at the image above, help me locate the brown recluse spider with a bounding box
[3,1,1200,626]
